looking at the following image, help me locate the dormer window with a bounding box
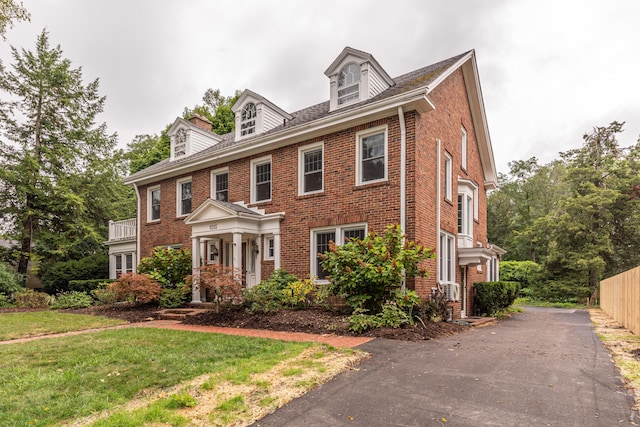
[338,63,360,105]
[174,128,187,157]
[241,103,257,136]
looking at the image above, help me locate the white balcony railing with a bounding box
[108,218,136,242]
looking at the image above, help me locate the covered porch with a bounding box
[184,199,284,303]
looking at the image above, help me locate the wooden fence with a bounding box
[600,266,640,335]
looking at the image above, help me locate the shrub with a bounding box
[348,303,411,333]
[282,279,317,309]
[67,279,113,293]
[0,294,14,308]
[14,289,51,308]
[187,264,241,312]
[138,247,191,289]
[91,282,118,305]
[243,269,299,313]
[474,281,519,316]
[159,287,190,308]
[52,291,94,309]
[321,224,434,313]
[0,262,22,296]
[41,254,109,294]
[111,273,162,303]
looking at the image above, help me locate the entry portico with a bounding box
[184,199,284,303]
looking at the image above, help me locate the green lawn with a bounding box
[0,311,126,341]
[0,327,311,426]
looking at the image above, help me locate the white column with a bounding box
[199,240,207,301]
[273,232,281,270]
[233,232,243,284]
[191,237,201,303]
[255,235,262,284]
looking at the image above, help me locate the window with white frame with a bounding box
[115,253,134,278]
[439,232,456,284]
[240,103,256,136]
[174,128,187,158]
[211,169,229,202]
[299,143,323,195]
[311,224,367,281]
[444,152,452,201]
[487,256,499,282]
[337,62,360,105]
[148,186,160,222]
[264,237,275,260]
[357,126,387,185]
[461,126,468,170]
[177,178,192,216]
[251,156,272,203]
[458,193,473,236]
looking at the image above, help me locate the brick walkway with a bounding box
[0,320,373,348]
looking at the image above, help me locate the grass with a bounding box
[513,297,590,309]
[0,311,126,341]
[0,327,311,426]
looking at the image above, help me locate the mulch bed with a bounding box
[2,303,468,341]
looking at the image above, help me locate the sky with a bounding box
[0,0,638,175]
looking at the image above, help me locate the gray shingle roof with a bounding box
[127,51,469,181]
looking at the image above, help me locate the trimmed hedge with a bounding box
[41,254,109,294]
[474,281,519,316]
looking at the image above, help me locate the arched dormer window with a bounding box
[337,63,361,105]
[240,103,257,136]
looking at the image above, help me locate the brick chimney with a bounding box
[188,113,213,132]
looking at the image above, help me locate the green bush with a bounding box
[0,294,14,308]
[321,224,433,313]
[348,303,411,333]
[159,287,190,308]
[0,262,22,296]
[41,254,109,294]
[243,269,299,313]
[52,291,94,309]
[474,281,519,316]
[14,289,52,308]
[282,279,317,309]
[91,282,118,305]
[137,247,191,289]
[67,278,113,293]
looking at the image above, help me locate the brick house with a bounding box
[120,47,501,319]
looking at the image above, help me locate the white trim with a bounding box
[176,176,193,218]
[263,236,275,260]
[298,142,324,196]
[355,124,388,186]
[310,223,367,283]
[210,167,229,202]
[461,126,468,170]
[147,185,161,223]
[438,230,456,284]
[444,152,453,201]
[250,155,272,204]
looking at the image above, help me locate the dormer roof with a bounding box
[232,89,293,141]
[167,117,222,161]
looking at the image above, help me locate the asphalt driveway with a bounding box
[253,306,639,426]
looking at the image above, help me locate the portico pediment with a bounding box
[184,199,261,225]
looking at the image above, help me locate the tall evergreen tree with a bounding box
[0,29,119,274]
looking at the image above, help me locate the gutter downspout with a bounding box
[398,106,406,291]
[436,139,442,291]
[133,183,141,269]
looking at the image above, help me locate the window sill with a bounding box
[444,198,454,207]
[146,220,161,226]
[296,192,325,200]
[249,200,273,208]
[353,181,389,191]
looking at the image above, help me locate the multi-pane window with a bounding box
[215,172,228,202]
[264,237,275,260]
[149,187,160,221]
[299,144,323,194]
[178,179,192,216]
[312,224,367,280]
[444,153,452,200]
[358,128,387,184]
[439,232,455,283]
[174,128,187,157]
[241,103,256,136]
[458,193,473,235]
[253,158,271,202]
[115,253,134,278]
[315,231,335,280]
[338,63,360,105]
[461,126,468,170]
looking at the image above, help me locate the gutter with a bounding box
[436,139,441,290]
